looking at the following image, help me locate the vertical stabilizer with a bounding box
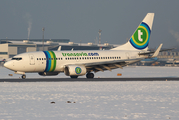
[111,13,154,51]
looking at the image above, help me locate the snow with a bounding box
[0,81,179,119]
[0,66,179,119]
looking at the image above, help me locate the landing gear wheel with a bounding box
[70,76,78,78]
[21,74,26,79]
[86,72,94,78]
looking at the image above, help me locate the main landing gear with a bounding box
[21,74,26,79]
[70,76,78,78]
[70,72,94,79]
[86,72,94,78]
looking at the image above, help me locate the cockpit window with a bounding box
[11,57,22,60]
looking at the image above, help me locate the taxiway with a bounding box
[0,77,179,82]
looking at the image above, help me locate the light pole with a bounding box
[98,29,102,45]
[42,27,45,51]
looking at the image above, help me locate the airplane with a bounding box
[141,57,158,63]
[0,59,6,63]
[4,13,163,79]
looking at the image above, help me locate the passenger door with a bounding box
[29,54,35,65]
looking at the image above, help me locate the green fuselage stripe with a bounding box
[51,51,56,71]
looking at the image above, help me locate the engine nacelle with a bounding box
[38,72,59,76]
[64,65,86,76]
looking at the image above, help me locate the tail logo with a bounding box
[130,22,151,50]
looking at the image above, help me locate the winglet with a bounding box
[57,46,61,51]
[152,44,163,57]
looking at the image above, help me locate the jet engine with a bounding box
[64,65,86,76]
[38,72,59,76]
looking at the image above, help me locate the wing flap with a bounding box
[84,58,144,72]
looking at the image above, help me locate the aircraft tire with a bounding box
[22,75,26,79]
[86,73,94,78]
[70,76,78,78]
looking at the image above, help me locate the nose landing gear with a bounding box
[86,72,94,78]
[21,74,26,79]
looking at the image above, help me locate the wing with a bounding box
[84,58,144,72]
[83,44,163,73]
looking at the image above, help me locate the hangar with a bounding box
[0,39,114,59]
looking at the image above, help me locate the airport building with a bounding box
[0,39,114,59]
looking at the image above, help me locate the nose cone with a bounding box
[4,61,13,70]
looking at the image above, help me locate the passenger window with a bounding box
[37,58,38,60]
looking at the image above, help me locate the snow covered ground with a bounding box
[0,66,179,119]
[0,81,179,120]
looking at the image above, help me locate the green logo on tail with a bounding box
[129,22,150,50]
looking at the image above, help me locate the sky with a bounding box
[0,0,179,48]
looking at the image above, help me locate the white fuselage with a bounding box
[4,50,141,73]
